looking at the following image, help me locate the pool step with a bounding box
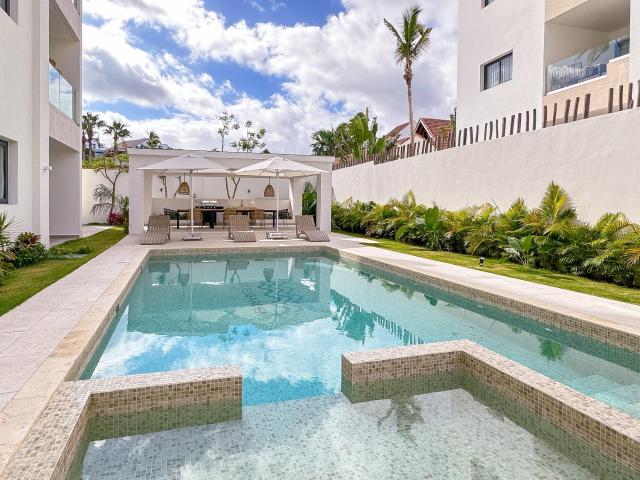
[567,375,623,395]
[594,384,640,404]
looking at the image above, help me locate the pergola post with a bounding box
[129,157,148,235]
[316,172,332,232]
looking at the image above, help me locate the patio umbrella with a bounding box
[234,157,328,232]
[139,154,230,241]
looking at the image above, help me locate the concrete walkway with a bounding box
[1,228,640,472]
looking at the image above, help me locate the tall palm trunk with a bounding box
[87,131,94,160]
[405,63,415,145]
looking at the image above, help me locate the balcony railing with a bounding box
[48,63,77,123]
[546,37,630,93]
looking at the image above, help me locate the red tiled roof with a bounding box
[386,118,452,142]
[386,122,409,139]
[418,118,452,139]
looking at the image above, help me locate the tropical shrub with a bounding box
[302,182,317,217]
[11,232,47,268]
[332,183,640,288]
[108,211,124,225]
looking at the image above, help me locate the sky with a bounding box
[82,0,458,154]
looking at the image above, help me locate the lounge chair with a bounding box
[295,215,330,242]
[228,215,256,242]
[141,215,170,245]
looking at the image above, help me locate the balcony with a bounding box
[546,37,629,93]
[48,63,77,123]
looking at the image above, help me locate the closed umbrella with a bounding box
[234,157,328,233]
[139,154,230,240]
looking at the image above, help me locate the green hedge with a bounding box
[332,183,640,288]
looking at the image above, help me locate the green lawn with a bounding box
[335,231,640,306]
[0,227,126,316]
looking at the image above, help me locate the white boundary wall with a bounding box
[333,108,640,224]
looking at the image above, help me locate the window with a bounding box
[0,140,7,204]
[0,0,8,15]
[484,53,512,90]
[483,0,495,7]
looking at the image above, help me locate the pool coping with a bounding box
[2,238,640,477]
[341,340,640,473]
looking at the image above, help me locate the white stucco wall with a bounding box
[333,108,640,224]
[0,1,40,235]
[81,169,129,224]
[457,1,545,134]
[0,1,82,243]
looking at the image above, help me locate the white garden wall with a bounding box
[82,169,129,224]
[332,108,640,223]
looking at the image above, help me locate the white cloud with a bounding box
[82,0,458,153]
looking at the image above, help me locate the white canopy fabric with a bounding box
[234,157,329,231]
[233,156,328,178]
[137,154,229,174]
[138,154,231,240]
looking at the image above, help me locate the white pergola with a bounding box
[127,149,334,235]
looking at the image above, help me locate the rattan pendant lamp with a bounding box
[178,176,191,196]
[264,178,275,197]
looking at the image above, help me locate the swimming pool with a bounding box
[83,253,640,415]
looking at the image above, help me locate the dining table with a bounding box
[175,207,279,228]
[234,208,279,228]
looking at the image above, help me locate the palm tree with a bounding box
[82,112,105,162]
[104,120,131,158]
[310,129,337,157]
[384,6,432,146]
[146,130,162,149]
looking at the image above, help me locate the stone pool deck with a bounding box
[1,228,640,474]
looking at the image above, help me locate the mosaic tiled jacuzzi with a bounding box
[56,253,640,478]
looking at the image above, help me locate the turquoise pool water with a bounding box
[83,253,640,415]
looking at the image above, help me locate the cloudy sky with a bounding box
[83,0,458,154]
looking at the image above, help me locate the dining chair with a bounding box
[223,209,237,227]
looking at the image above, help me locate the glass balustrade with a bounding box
[48,63,77,122]
[546,37,630,93]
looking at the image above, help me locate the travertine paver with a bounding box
[1,228,640,474]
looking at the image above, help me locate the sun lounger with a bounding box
[141,215,170,245]
[233,231,257,242]
[295,215,330,242]
[228,215,256,242]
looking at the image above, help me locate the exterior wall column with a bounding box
[34,1,50,243]
[129,157,146,235]
[631,1,640,105]
[316,172,332,232]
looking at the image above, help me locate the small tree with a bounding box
[94,121,131,217]
[225,120,268,199]
[217,111,240,152]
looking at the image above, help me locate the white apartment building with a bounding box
[0,0,82,245]
[457,0,640,134]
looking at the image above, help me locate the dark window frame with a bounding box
[483,52,513,90]
[0,140,7,204]
[0,0,9,16]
